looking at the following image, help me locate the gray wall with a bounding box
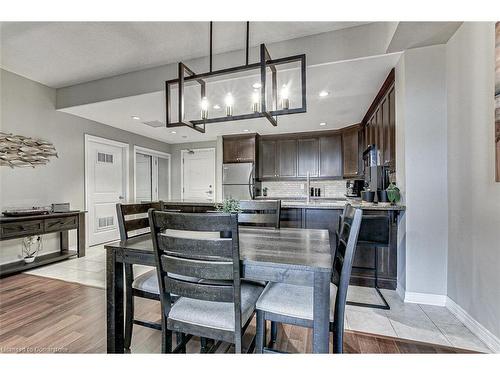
[446,23,500,339]
[0,69,170,263]
[396,45,449,298]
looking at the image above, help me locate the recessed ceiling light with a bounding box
[319,91,329,97]
[131,115,141,120]
[213,104,221,110]
[252,82,262,89]
[319,122,327,126]
[171,131,177,134]
[243,129,249,132]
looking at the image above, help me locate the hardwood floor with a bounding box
[0,274,475,354]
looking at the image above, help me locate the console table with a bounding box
[0,211,85,277]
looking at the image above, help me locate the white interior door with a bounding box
[182,149,215,201]
[86,136,128,246]
[135,153,152,202]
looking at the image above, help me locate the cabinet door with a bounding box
[237,137,255,163]
[388,87,396,170]
[319,135,342,177]
[342,128,360,177]
[223,138,239,163]
[277,139,297,177]
[297,138,319,177]
[259,140,277,178]
[304,209,342,231]
[382,96,390,166]
[280,208,302,228]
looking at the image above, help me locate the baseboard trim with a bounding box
[404,291,447,306]
[446,297,500,353]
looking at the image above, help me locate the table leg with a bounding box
[312,271,330,353]
[77,212,86,257]
[106,249,124,353]
[60,231,69,252]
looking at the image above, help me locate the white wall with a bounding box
[446,22,500,340]
[0,69,170,263]
[396,45,449,299]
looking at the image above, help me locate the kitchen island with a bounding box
[161,198,405,290]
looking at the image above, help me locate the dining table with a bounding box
[105,226,332,353]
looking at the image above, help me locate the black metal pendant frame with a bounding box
[165,26,306,133]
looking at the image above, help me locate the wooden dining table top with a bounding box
[105,226,332,273]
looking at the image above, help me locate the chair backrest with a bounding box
[148,210,243,332]
[331,205,362,351]
[237,200,281,228]
[116,202,162,240]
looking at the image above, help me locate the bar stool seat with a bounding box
[256,282,338,321]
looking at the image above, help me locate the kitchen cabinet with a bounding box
[362,69,396,172]
[297,138,319,177]
[304,208,341,231]
[279,208,302,228]
[319,134,342,178]
[277,139,297,177]
[259,139,278,178]
[223,134,257,163]
[342,126,361,178]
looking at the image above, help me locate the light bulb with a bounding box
[225,93,234,116]
[200,97,209,120]
[251,90,260,113]
[280,84,290,110]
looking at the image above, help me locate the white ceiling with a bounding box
[0,21,369,88]
[61,53,401,143]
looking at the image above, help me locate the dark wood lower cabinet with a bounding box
[280,207,398,290]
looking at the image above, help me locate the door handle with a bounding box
[118,196,124,199]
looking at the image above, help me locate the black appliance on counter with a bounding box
[345,180,364,198]
[362,145,390,201]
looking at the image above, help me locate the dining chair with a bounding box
[254,205,363,353]
[237,200,281,228]
[148,210,264,353]
[116,202,189,350]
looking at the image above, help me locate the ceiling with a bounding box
[61,52,401,143]
[0,21,369,88]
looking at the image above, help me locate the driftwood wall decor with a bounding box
[0,132,58,168]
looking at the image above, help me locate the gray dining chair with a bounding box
[148,210,264,353]
[116,202,192,350]
[254,205,363,353]
[237,200,281,228]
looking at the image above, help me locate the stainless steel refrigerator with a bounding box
[222,162,259,200]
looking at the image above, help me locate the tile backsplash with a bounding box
[261,180,347,199]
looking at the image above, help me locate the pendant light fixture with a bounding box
[166,22,307,133]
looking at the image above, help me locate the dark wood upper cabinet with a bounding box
[259,139,278,178]
[222,134,257,163]
[342,126,361,177]
[361,68,396,172]
[277,139,297,177]
[319,134,342,178]
[297,138,319,177]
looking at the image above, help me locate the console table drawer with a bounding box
[0,220,44,239]
[44,216,77,232]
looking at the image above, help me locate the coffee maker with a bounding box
[345,180,364,197]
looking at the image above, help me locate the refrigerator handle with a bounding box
[248,164,255,200]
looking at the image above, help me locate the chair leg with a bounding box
[124,264,134,350]
[200,337,208,353]
[270,321,278,346]
[255,310,266,354]
[177,333,186,353]
[333,327,343,354]
[161,314,172,354]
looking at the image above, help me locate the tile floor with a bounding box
[25,244,492,353]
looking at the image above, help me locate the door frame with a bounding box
[181,147,216,201]
[84,134,130,246]
[133,145,171,202]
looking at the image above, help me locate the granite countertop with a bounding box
[256,197,405,211]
